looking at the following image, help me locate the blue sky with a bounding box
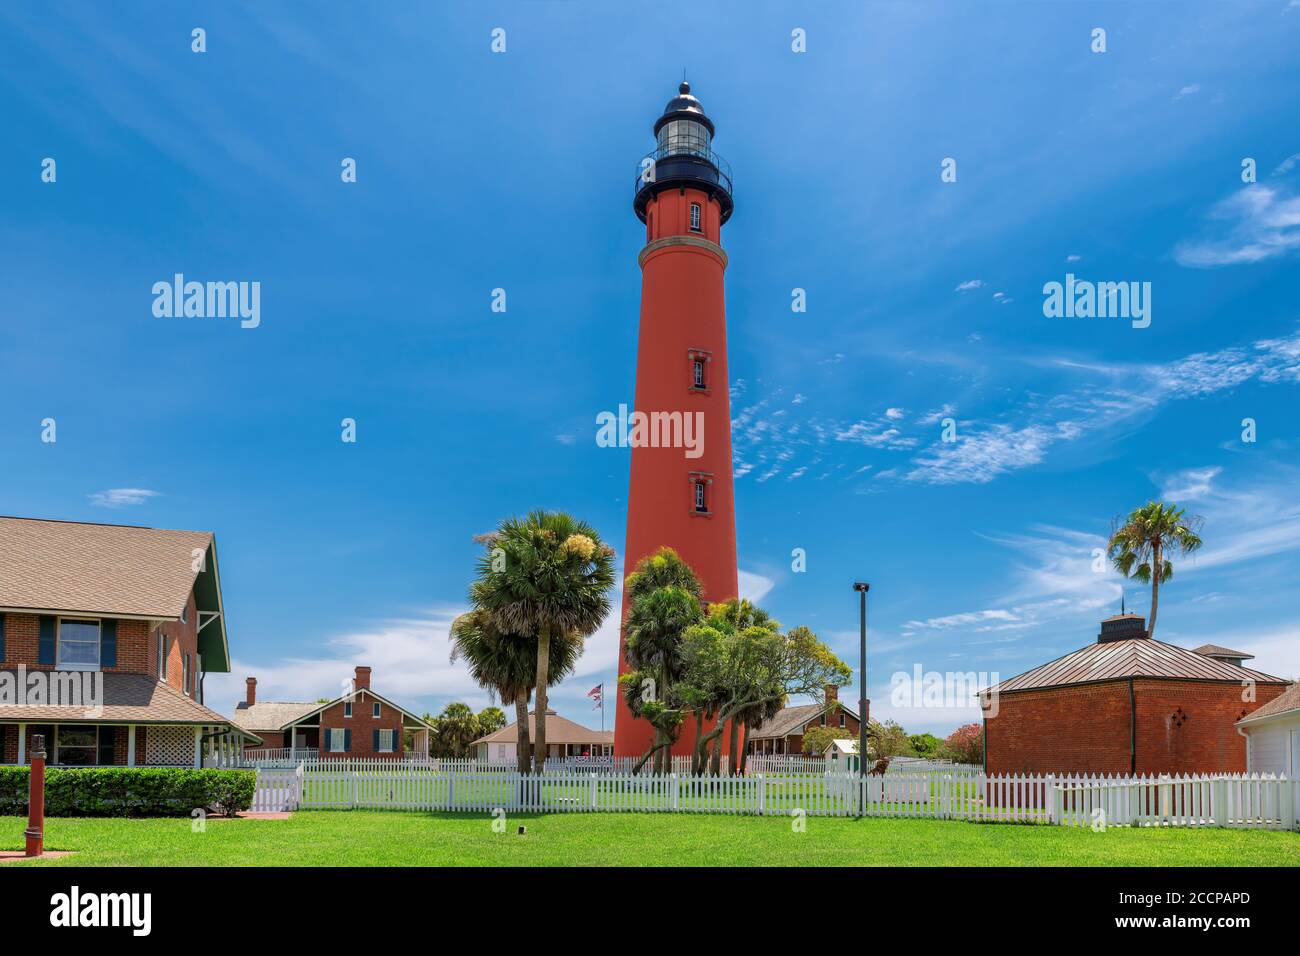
[2,2,1298,735]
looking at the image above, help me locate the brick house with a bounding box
[231,666,433,759]
[981,612,1290,775]
[0,516,257,767]
[745,687,862,756]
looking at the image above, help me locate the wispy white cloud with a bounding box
[1174,183,1300,267]
[1172,83,1201,101]
[88,488,161,508]
[954,279,983,292]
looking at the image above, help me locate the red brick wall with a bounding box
[1,604,194,681]
[318,692,405,759]
[985,679,1288,775]
[148,591,201,697]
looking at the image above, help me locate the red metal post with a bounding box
[24,733,45,857]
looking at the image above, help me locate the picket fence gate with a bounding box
[249,767,1298,829]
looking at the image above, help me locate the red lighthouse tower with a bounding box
[614,83,738,758]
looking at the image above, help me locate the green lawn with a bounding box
[3,811,1297,866]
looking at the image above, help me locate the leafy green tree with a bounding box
[433,702,481,758]
[909,732,944,758]
[802,725,851,756]
[470,511,616,772]
[477,706,507,736]
[676,605,851,775]
[865,719,914,759]
[1107,501,1203,641]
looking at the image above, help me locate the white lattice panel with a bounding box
[147,725,195,766]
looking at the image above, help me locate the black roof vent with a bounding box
[1098,613,1148,643]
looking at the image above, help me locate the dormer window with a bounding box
[689,202,702,232]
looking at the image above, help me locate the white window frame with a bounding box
[839,713,846,728]
[694,482,706,512]
[182,654,191,696]
[378,729,394,753]
[692,359,705,389]
[180,606,188,625]
[328,728,346,753]
[56,617,101,672]
[372,702,381,719]
[343,701,352,718]
[157,630,167,681]
[689,202,701,232]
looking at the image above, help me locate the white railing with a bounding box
[249,767,1297,828]
[1054,773,1297,829]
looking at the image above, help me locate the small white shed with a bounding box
[1238,684,1300,776]
[824,737,860,773]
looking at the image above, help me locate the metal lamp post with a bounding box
[852,583,870,777]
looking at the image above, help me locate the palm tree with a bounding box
[1107,501,1203,641]
[449,609,581,772]
[434,702,481,758]
[470,511,615,772]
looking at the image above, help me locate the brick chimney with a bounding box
[825,684,838,702]
[354,666,372,692]
[245,677,257,706]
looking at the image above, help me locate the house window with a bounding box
[689,202,701,232]
[694,481,707,513]
[56,727,98,766]
[182,654,191,695]
[344,702,352,718]
[373,702,381,718]
[839,713,846,728]
[157,630,167,680]
[180,606,188,625]
[57,618,100,670]
[328,728,346,753]
[378,729,394,753]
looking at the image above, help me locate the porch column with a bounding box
[127,725,136,767]
[16,724,26,764]
[193,726,203,768]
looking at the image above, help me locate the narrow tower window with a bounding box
[692,359,705,389]
[689,202,702,232]
[694,481,707,513]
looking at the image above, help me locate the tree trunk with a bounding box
[692,713,706,775]
[739,724,750,774]
[1148,542,1161,640]
[710,735,722,776]
[514,690,531,774]
[534,625,551,773]
[726,718,739,775]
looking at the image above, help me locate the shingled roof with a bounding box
[0,670,252,731]
[985,638,1287,696]
[0,516,212,618]
[1193,643,1255,661]
[1237,683,1300,725]
[0,516,231,672]
[747,700,859,740]
[474,710,613,746]
[230,701,321,733]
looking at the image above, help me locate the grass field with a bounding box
[3,811,1297,866]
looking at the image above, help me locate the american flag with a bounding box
[587,683,603,708]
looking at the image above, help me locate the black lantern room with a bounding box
[634,81,734,224]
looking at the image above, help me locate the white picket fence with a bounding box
[248,767,1298,829]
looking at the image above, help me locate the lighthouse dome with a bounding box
[654,81,716,137]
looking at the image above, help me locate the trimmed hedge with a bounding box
[0,767,257,817]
